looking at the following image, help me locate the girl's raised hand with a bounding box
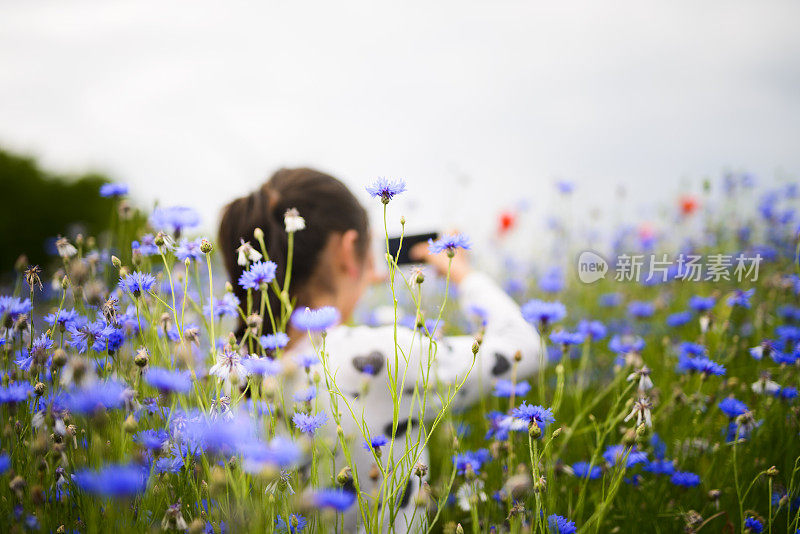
[409,239,471,284]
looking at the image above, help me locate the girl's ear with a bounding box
[340,229,361,277]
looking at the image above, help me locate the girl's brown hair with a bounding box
[218,168,369,334]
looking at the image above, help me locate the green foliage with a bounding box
[0,148,114,274]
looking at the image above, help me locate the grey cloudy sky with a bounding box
[1,0,799,248]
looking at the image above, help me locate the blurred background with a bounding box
[1,0,799,270]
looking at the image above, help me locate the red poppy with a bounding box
[498,210,516,235]
[679,195,699,215]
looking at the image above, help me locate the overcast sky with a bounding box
[1,0,799,249]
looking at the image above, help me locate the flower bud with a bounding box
[34,382,46,396]
[134,349,149,368]
[188,519,205,534]
[766,465,779,477]
[337,466,353,486]
[528,421,541,439]
[123,414,138,434]
[200,239,213,254]
[111,256,122,269]
[414,462,428,478]
[253,227,264,241]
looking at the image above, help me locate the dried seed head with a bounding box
[25,265,43,291]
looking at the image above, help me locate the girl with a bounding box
[219,168,541,532]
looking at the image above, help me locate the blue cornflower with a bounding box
[119,271,157,298]
[260,332,289,351]
[365,178,406,203]
[174,238,205,262]
[295,353,319,371]
[777,387,799,401]
[538,266,565,293]
[521,299,567,326]
[628,301,655,318]
[576,320,607,341]
[643,459,675,475]
[679,342,706,357]
[770,351,798,365]
[726,421,756,442]
[779,304,800,322]
[238,261,278,290]
[243,356,283,376]
[134,429,169,451]
[99,183,129,197]
[149,206,201,234]
[666,311,692,327]
[105,327,125,353]
[511,402,555,426]
[291,306,340,332]
[679,356,726,376]
[132,234,160,256]
[44,308,84,332]
[484,411,522,441]
[310,488,356,511]
[30,333,54,359]
[153,456,184,474]
[670,471,701,488]
[608,335,645,355]
[0,296,31,322]
[428,233,472,256]
[292,411,328,435]
[0,383,32,404]
[73,464,147,497]
[744,517,763,533]
[293,386,317,403]
[276,514,307,534]
[0,454,9,474]
[550,330,586,346]
[64,380,128,414]
[776,325,800,344]
[602,445,648,468]
[728,289,755,308]
[719,397,749,418]
[493,379,531,398]
[453,449,491,475]
[241,437,302,471]
[556,180,574,194]
[205,292,240,319]
[144,367,192,393]
[650,433,667,459]
[67,319,115,353]
[572,462,601,480]
[689,295,716,313]
[362,434,390,454]
[599,293,622,307]
[547,514,577,534]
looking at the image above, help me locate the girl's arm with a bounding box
[426,270,541,409]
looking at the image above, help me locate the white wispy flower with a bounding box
[236,239,263,266]
[626,366,653,392]
[456,479,487,511]
[624,396,654,427]
[284,208,306,233]
[209,349,249,392]
[55,237,78,259]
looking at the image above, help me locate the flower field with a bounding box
[1,174,799,533]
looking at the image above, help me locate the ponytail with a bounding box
[218,168,369,335]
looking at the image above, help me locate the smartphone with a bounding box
[387,232,438,265]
